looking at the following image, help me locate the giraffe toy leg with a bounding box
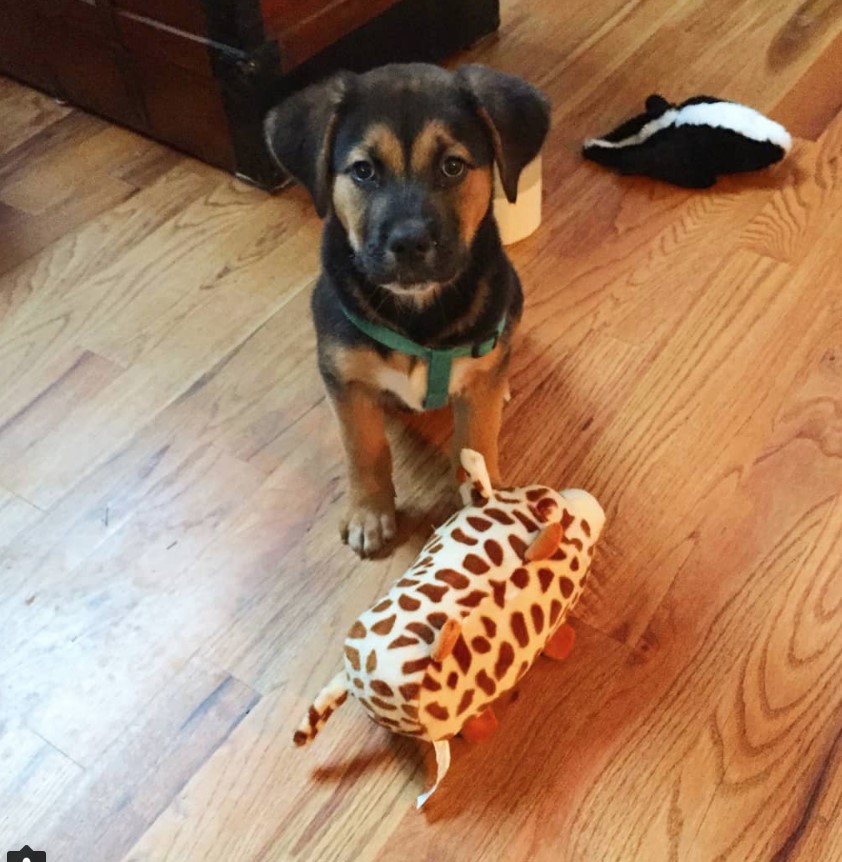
[460,707,498,742]
[543,623,576,660]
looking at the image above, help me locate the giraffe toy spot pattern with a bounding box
[293,449,605,809]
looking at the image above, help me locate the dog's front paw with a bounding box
[340,497,396,557]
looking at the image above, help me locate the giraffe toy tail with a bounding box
[293,672,349,747]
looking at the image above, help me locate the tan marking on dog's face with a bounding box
[457,166,493,244]
[332,175,365,250]
[332,124,405,251]
[355,123,405,175]
[410,120,472,174]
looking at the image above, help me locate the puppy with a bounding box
[265,63,549,556]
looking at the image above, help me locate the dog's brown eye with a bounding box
[351,160,375,182]
[441,156,466,179]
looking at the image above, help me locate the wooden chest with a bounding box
[0,0,500,188]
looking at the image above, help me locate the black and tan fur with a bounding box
[265,63,549,556]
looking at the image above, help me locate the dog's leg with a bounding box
[330,384,396,556]
[452,374,508,487]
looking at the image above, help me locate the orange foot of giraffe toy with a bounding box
[543,623,576,660]
[460,707,498,742]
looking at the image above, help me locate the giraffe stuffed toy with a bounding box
[294,449,605,808]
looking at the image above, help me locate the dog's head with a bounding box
[265,63,549,294]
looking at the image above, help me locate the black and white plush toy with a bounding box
[583,95,792,188]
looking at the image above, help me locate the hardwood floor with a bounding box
[1,1,841,859]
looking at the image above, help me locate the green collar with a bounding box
[340,303,506,410]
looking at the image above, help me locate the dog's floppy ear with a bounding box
[456,64,550,203]
[264,72,355,217]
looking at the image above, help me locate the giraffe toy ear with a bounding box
[431,619,461,662]
[459,448,493,504]
[525,522,564,561]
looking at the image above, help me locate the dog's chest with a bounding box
[374,356,479,411]
[337,343,501,411]
[374,361,429,411]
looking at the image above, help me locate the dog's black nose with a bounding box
[387,220,433,261]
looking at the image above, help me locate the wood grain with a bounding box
[0,722,83,851]
[2,0,842,859]
[0,485,40,546]
[0,83,70,158]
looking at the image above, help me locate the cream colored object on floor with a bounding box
[493,155,542,245]
[293,448,604,809]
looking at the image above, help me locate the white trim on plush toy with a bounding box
[584,109,678,150]
[585,101,792,151]
[676,102,792,150]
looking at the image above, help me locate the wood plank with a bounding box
[2,438,264,765]
[494,161,795,482]
[1,126,154,215]
[0,280,271,503]
[40,658,258,862]
[0,485,40,546]
[565,132,842,646]
[786,733,842,862]
[0,110,107,182]
[0,124,189,284]
[684,493,842,861]
[738,109,842,263]
[0,83,70,157]
[0,176,137,277]
[0,723,83,852]
[0,180,316,507]
[774,26,842,140]
[0,350,123,471]
[0,161,215,333]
